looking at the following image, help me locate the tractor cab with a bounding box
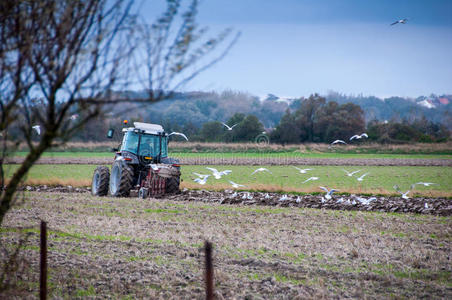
[116,122,168,165]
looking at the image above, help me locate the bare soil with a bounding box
[1,191,451,299]
[6,156,452,166]
[16,186,452,216]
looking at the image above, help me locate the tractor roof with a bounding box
[122,122,164,135]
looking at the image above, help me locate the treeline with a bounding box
[74,94,448,144]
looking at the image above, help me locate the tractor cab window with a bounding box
[120,131,139,154]
[121,131,168,158]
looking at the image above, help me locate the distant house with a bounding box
[438,97,449,105]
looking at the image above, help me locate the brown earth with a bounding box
[6,156,452,166]
[1,191,451,299]
[17,185,452,216]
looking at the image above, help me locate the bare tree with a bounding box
[0,0,238,225]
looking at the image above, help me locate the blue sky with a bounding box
[141,0,452,98]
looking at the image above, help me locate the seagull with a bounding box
[194,175,209,185]
[342,169,361,177]
[279,194,289,201]
[206,167,232,179]
[424,202,429,209]
[302,177,319,183]
[221,122,238,131]
[242,192,253,200]
[264,193,271,199]
[349,133,368,141]
[354,196,376,205]
[394,185,414,200]
[229,180,245,188]
[356,173,369,182]
[32,125,41,135]
[251,167,272,175]
[391,18,408,26]
[296,196,302,203]
[319,186,339,200]
[293,167,312,174]
[231,192,238,198]
[69,114,79,120]
[193,172,209,179]
[168,132,188,141]
[331,140,347,145]
[415,182,437,187]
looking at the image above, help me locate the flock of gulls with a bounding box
[192,129,438,208]
[192,163,438,207]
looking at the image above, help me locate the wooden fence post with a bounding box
[204,240,214,300]
[40,221,47,300]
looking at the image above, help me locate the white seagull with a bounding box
[193,172,209,179]
[293,166,312,174]
[302,177,319,183]
[69,114,79,120]
[319,186,339,200]
[229,180,245,188]
[342,169,361,177]
[168,132,188,141]
[356,173,369,182]
[206,167,232,179]
[394,185,414,200]
[32,125,41,135]
[194,175,210,185]
[279,194,289,201]
[391,18,408,26]
[349,133,368,141]
[251,167,272,175]
[415,182,437,187]
[331,140,347,145]
[221,122,238,131]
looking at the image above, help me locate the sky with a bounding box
[141,0,452,98]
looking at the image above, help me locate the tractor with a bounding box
[91,121,181,198]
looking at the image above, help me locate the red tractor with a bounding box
[91,122,181,198]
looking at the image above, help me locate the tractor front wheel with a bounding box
[109,161,133,197]
[91,166,110,196]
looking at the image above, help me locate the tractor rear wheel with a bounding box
[166,176,180,194]
[92,166,110,196]
[109,161,134,197]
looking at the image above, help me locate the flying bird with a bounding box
[319,186,339,200]
[221,122,238,131]
[415,182,437,187]
[168,132,188,141]
[32,125,41,135]
[251,167,272,175]
[356,173,369,182]
[229,180,245,188]
[394,184,414,199]
[349,133,368,141]
[69,114,79,120]
[193,172,209,179]
[391,18,408,26]
[342,169,361,177]
[206,167,232,179]
[331,140,347,145]
[194,175,210,185]
[293,167,312,174]
[302,177,319,183]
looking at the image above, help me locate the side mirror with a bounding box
[107,128,115,139]
[111,147,118,152]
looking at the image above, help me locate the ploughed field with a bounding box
[1,192,451,299]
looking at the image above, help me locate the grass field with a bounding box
[1,192,451,298]
[4,164,452,197]
[10,151,452,160]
